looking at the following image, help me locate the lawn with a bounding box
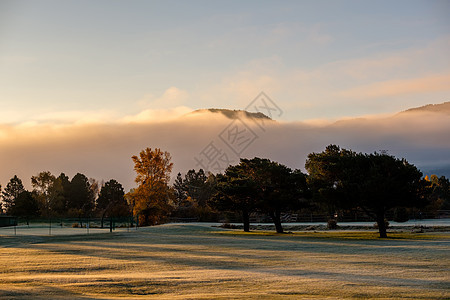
[0,224,449,299]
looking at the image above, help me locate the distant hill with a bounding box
[400,101,450,114]
[191,109,272,120]
[331,101,450,127]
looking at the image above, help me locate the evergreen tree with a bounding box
[11,191,39,223]
[68,173,95,218]
[96,179,129,227]
[1,175,25,215]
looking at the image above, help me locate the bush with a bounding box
[327,219,338,229]
[220,223,239,229]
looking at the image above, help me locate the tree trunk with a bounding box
[270,210,284,233]
[376,211,387,238]
[242,209,250,232]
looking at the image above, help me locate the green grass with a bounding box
[1,224,449,299]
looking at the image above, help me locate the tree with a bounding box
[1,175,25,215]
[173,172,187,205]
[67,173,95,219]
[240,158,309,233]
[47,175,67,216]
[31,171,56,216]
[426,175,450,212]
[352,153,429,237]
[96,179,129,227]
[305,145,358,220]
[11,191,39,223]
[172,169,217,221]
[212,164,258,232]
[129,148,174,226]
[212,158,309,233]
[306,145,431,238]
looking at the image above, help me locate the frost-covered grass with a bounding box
[0,224,449,299]
[218,229,450,240]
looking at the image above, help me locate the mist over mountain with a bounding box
[1,101,449,190]
[191,109,272,120]
[399,101,450,115]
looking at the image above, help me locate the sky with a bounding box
[0,0,449,190]
[1,0,449,123]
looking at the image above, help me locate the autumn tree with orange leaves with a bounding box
[129,148,174,226]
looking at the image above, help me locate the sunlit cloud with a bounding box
[31,110,120,125]
[1,106,449,191]
[137,86,189,109]
[121,106,193,123]
[337,73,450,99]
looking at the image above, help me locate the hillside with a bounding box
[400,101,450,114]
[191,108,272,120]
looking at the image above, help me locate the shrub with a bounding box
[221,223,239,229]
[327,219,338,229]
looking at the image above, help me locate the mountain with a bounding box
[331,101,450,127]
[191,109,272,120]
[399,101,450,114]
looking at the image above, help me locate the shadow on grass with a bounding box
[214,229,450,241]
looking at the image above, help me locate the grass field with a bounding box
[1,224,449,299]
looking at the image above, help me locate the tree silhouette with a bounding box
[11,191,39,224]
[67,173,95,219]
[213,158,309,233]
[1,175,25,215]
[96,179,129,227]
[306,145,431,238]
[31,171,56,216]
[213,164,258,232]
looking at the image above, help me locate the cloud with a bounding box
[1,107,449,192]
[121,106,193,123]
[337,73,450,99]
[138,86,189,109]
[31,110,120,125]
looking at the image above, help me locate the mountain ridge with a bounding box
[399,101,450,114]
[191,108,272,120]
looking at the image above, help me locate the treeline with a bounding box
[1,145,449,238]
[0,173,128,227]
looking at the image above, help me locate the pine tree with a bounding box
[2,175,25,215]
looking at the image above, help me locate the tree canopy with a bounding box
[97,179,129,226]
[1,175,25,215]
[129,148,174,226]
[212,158,309,233]
[306,145,431,237]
